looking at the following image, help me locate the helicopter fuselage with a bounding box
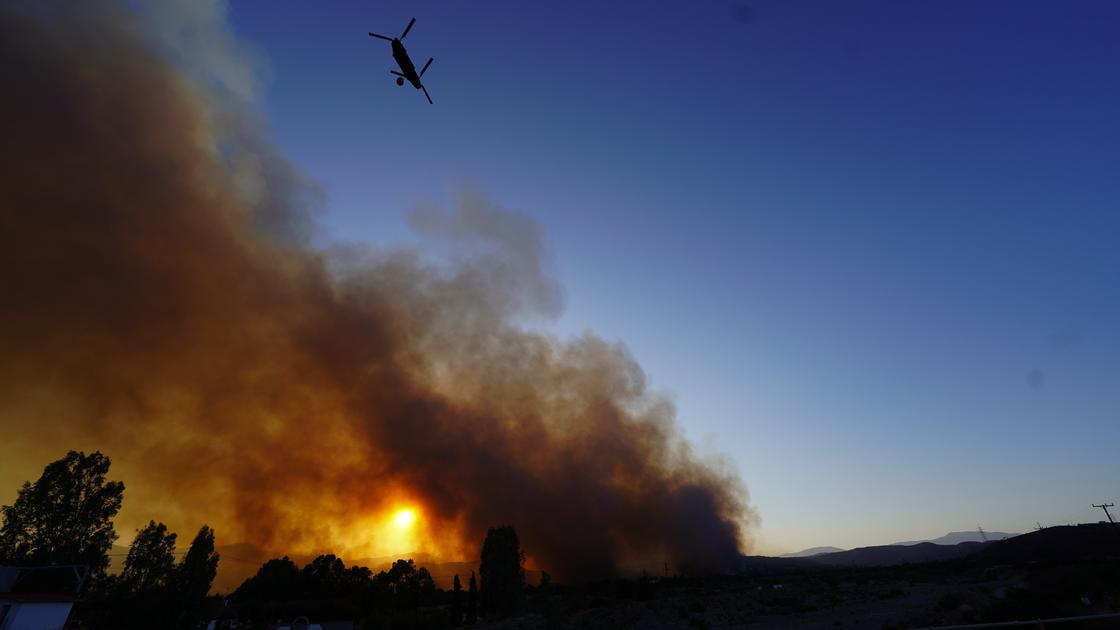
[391,39,422,89]
[370,19,433,104]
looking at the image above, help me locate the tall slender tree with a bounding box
[466,571,478,624]
[169,525,219,629]
[449,573,463,626]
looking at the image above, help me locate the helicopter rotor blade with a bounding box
[390,70,405,77]
[368,32,393,41]
[400,18,415,39]
[421,84,433,105]
[419,57,434,77]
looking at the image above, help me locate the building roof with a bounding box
[0,564,88,595]
[0,592,80,603]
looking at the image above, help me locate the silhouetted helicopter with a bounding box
[369,18,434,104]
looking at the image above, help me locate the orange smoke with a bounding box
[0,1,756,583]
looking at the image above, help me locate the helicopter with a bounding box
[369,18,434,104]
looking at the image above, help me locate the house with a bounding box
[0,565,85,630]
[0,593,78,630]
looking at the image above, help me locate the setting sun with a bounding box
[393,507,417,529]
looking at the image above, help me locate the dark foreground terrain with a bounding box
[189,523,1120,629]
[462,525,1120,629]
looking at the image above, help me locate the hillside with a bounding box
[975,522,1120,562]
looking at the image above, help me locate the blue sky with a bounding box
[224,0,1120,554]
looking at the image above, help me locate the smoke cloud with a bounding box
[0,1,755,582]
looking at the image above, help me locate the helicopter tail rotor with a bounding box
[400,18,416,39]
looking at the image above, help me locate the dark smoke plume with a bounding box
[0,1,755,582]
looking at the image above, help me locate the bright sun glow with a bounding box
[393,507,417,529]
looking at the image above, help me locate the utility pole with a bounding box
[1092,503,1116,523]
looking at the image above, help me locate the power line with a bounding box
[107,552,262,564]
[1088,502,1115,522]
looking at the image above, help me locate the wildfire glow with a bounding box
[393,507,418,529]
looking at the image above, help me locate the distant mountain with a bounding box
[892,531,1019,546]
[780,546,845,558]
[809,541,988,567]
[349,551,439,570]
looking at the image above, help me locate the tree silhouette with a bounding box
[376,558,435,609]
[449,573,463,626]
[466,571,478,624]
[169,525,219,629]
[100,522,180,630]
[302,553,346,597]
[383,558,417,587]
[231,556,302,602]
[342,563,373,599]
[0,450,124,577]
[479,525,524,615]
[120,520,177,592]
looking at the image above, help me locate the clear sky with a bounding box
[223,0,1119,554]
